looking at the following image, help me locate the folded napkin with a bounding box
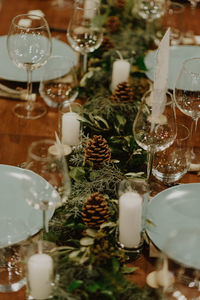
[151,28,170,130]
[0,83,36,101]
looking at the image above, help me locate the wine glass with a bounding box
[7,14,52,119]
[133,90,176,184]
[39,55,78,109]
[174,58,200,169]
[23,139,71,234]
[135,0,166,41]
[155,228,200,299]
[67,0,103,76]
[0,217,28,292]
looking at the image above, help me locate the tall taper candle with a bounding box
[119,191,143,248]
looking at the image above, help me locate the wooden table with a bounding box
[0,1,200,299]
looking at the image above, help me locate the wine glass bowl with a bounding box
[133,90,176,182]
[155,228,200,300]
[174,57,200,167]
[24,139,71,233]
[137,0,166,22]
[67,0,103,74]
[39,55,78,108]
[7,14,52,119]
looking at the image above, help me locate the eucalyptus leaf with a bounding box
[86,228,97,238]
[67,280,83,292]
[121,265,138,274]
[70,166,85,182]
[80,237,94,246]
[69,250,81,259]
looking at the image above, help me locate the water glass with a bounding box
[153,123,190,184]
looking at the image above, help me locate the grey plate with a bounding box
[0,35,78,82]
[144,45,200,90]
[0,164,57,246]
[146,183,200,268]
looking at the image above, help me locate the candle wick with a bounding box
[116,50,123,60]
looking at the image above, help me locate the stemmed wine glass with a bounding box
[136,0,166,41]
[67,0,103,76]
[39,55,78,109]
[7,14,52,119]
[133,90,176,185]
[174,58,200,169]
[23,139,71,234]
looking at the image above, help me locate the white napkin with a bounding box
[151,28,170,131]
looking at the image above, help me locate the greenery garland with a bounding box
[46,0,160,299]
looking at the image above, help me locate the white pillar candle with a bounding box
[119,191,142,249]
[111,59,130,91]
[27,253,53,300]
[62,112,80,146]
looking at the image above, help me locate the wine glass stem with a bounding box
[42,210,48,234]
[147,147,155,184]
[26,68,33,112]
[82,53,88,75]
[190,117,199,160]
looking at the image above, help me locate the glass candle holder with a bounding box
[117,178,148,260]
[25,240,56,300]
[59,102,83,148]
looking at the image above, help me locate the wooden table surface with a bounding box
[0,0,200,299]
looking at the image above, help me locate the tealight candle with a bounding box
[27,253,53,300]
[62,112,81,146]
[119,191,143,249]
[111,59,130,91]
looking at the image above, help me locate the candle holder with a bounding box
[117,178,148,260]
[58,102,83,148]
[25,240,56,300]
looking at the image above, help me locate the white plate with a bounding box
[0,35,78,82]
[0,164,58,246]
[144,45,200,90]
[146,183,200,268]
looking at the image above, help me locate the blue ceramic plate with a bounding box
[144,45,200,90]
[146,183,200,267]
[0,35,78,82]
[0,164,58,246]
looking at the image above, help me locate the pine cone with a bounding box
[101,36,114,51]
[115,0,126,9]
[106,16,120,33]
[82,192,110,228]
[85,135,111,168]
[111,81,133,103]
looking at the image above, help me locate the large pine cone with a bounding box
[115,0,126,9]
[101,36,114,51]
[111,81,133,103]
[106,16,120,33]
[85,135,111,168]
[82,192,110,228]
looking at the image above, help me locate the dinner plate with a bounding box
[144,45,200,90]
[0,35,78,82]
[0,164,58,247]
[146,183,200,268]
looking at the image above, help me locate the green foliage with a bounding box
[45,0,162,299]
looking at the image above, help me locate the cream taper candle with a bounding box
[27,253,53,300]
[111,59,130,91]
[62,112,81,146]
[119,191,142,248]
